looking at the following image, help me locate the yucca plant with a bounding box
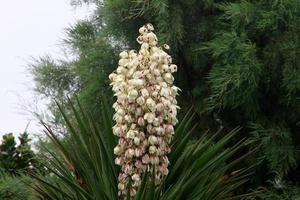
[31,23,252,200]
[31,97,251,200]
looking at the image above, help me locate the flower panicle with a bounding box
[109,23,179,197]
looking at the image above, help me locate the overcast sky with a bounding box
[0,0,93,138]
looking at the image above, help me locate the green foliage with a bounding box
[204,32,261,113]
[0,173,37,200]
[249,123,297,178]
[0,133,17,172]
[29,0,300,193]
[0,133,40,174]
[246,185,300,200]
[32,100,251,200]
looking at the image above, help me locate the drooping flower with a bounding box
[109,23,179,197]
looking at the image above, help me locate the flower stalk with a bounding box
[109,23,179,197]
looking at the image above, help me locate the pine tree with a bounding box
[0,133,39,174]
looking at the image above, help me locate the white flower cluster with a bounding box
[109,23,179,197]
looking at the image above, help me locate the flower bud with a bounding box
[126,130,136,139]
[114,146,122,155]
[118,183,125,191]
[134,137,140,145]
[142,154,150,164]
[149,135,158,145]
[125,149,135,159]
[170,64,177,73]
[137,117,145,126]
[139,26,147,34]
[135,148,143,157]
[144,113,155,123]
[119,51,129,59]
[140,88,149,98]
[115,157,122,165]
[136,96,145,106]
[149,146,157,154]
[119,59,129,66]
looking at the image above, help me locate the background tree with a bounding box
[30,0,300,192]
[0,133,40,174]
[0,133,17,173]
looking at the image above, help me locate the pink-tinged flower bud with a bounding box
[141,88,149,98]
[118,138,126,146]
[136,107,143,116]
[160,166,169,175]
[132,173,141,183]
[142,154,150,164]
[148,136,158,145]
[165,124,174,134]
[115,157,122,165]
[118,172,128,182]
[123,164,133,174]
[156,103,164,112]
[150,156,159,165]
[137,117,145,126]
[144,113,155,123]
[121,124,128,133]
[135,160,143,169]
[162,156,170,165]
[130,188,137,197]
[135,148,143,157]
[125,149,135,159]
[146,124,153,133]
[149,146,157,154]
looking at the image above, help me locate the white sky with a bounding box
[0,0,93,138]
